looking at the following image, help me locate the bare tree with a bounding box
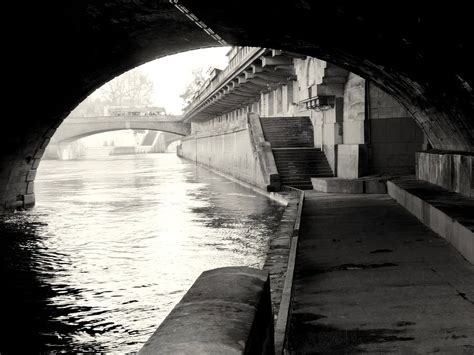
[101,69,154,107]
[180,68,208,106]
[70,68,155,117]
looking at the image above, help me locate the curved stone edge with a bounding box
[267,187,304,354]
[139,266,274,355]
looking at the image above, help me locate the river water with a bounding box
[0,154,284,353]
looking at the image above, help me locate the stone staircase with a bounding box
[260,116,333,189]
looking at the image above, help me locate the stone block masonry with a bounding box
[180,127,268,190]
[368,83,424,175]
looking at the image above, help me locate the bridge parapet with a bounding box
[67,114,183,122]
[51,115,190,144]
[183,46,301,123]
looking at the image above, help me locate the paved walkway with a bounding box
[288,192,474,354]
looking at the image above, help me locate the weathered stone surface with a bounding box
[180,127,268,190]
[139,266,274,355]
[311,177,364,193]
[2,1,474,212]
[388,176,474,264]
[416,150,473,198]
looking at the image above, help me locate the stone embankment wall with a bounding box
[179,123,267,189]
[184,54,426,181]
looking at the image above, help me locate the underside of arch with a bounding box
[2,0,473,212]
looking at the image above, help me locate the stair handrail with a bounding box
[247,112,281,192]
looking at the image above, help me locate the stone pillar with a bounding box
[0,149,43,213]
[367,83,424,175]
[336,74,368,178]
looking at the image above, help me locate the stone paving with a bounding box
[288,192,474,354]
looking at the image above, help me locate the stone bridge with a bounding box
[50,115,190,144]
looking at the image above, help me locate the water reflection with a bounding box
[0,154,284,352]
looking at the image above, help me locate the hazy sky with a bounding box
[82,46,230,146]
[140,46,230,114]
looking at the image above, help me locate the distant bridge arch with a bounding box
[51,116,190,144]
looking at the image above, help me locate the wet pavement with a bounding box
[288,192,474,354]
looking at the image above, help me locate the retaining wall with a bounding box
[416,150,473,198]
[139,266,274,354]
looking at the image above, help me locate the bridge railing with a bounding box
[184,46,264,115]
[66,115,183,122]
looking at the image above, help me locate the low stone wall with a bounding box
[265,187,304,354]
[139,266,274,354]
[416,150,473,198]
[388,177,473,264]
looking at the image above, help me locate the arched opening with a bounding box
[2,1,473,212]
[44,129,184,160]
[2,2,473,352]
[3,45,292,352]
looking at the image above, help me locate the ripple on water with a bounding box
[0,154,284,353]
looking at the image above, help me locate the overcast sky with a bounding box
[81,47,231,146]
[139,46,230,114]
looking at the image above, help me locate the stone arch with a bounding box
[51,119,189,145]
[47,128,185,160]
[2,1,473,212]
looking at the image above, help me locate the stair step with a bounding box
[277,165,332,169]
[273,153,325,156]
[278,168,333,172]
[278,162,331,165]
[259,115,334,189]
[272,149,322,152]
[280,173,326,177]
[274,156,327,159]
[275,161,331,164]
[273,148,322,150]
[260,116,314,147]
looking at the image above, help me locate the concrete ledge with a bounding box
[311,177,387,194]
[312,177,363,193]
[388,177,474,264]
[273,188,304,355]
[139,267,274,354]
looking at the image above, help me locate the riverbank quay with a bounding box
[185,157,306,352]
[181,156,301,309]
[262,187,304,354]
[176,156,302,313]
[288,191,474,353]
[136,157,303,353]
